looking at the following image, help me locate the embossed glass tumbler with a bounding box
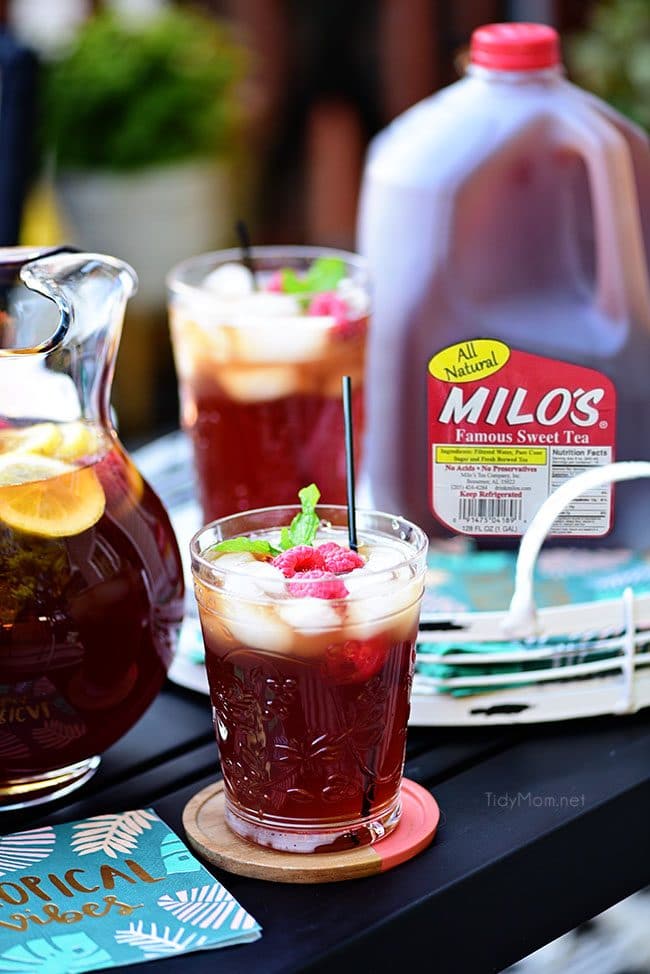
[191,505,428,853]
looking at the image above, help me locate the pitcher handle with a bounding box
[0,246,79,357]
[0,245,79,286]
[552,103,650,330]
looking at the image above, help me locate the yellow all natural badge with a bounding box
[428,339,510,383]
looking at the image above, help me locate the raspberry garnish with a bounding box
[287,570,348,600]
[322,637,389,683]
[307,291,361,338]
[317,542,365,574]
[266,270,284,292]
[272,545,325,577]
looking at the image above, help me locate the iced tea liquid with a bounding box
[0,422,184,798]
[203,625,416,849]
[186,353,366,520]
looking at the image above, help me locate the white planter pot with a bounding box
[56,160,231,309]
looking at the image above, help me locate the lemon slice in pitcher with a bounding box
[0,454,105,537]
[55,421,102,461]
[0,422,63,457]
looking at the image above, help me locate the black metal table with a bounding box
[5,683,649,974]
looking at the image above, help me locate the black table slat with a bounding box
[97,684,215,779]
[404,729,516,785]
[47,743,220,825]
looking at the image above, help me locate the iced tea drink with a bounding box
[168,248,370,521]
[191,494,427,852]
[0,420,184,805]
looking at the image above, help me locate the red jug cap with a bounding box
[470,23,560,71]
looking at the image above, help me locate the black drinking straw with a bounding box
[342,375,358,552]
[235,219,257,288]
[343,376,375,819]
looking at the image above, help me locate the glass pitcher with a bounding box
[0,247,184,808]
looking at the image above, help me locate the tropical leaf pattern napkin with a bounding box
[0,809,260,972]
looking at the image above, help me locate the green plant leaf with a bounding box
[210,484,322,559]
[282,483,321,549]
[566,0,650,132]
[278,259,346,296]
[305,257,346,293]
[279,526,293,550]
[298,483,321,511]
[279,269,307,294]
[209,538,280,556]
[42,9,248,171]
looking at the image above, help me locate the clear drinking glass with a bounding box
[191,504,427,853]
[168,247,370,522]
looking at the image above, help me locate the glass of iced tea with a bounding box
[190,490,427,852]
[168,248,370,522]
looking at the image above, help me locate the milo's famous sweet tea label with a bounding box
[427,339,616,537]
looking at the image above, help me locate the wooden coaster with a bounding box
[182,778,440,884]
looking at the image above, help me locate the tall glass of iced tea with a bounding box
[168,248,370,522]
[191,498,427,852]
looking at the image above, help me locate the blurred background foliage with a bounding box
[567,0,650,131]
[42,7,247,171]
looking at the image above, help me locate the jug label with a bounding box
[427,340,616,537]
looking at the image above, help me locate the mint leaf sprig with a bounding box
[280,484,320,549]
[280,257,345,297]
[209,483,322,557]
[209,537,280,556]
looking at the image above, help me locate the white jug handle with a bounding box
[503,460,650,637]
[552,106,650,329]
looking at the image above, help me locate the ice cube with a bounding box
[345,570,423,639]
[341,568,376,596]
[226,600,292,653]
[215,364,299,402]
[246,560,284,579]
[172,300,239,353]
[224,573,262,600]
[344,594,390,639]
[193,582,236,649]
[214,555,282,598]
[232,315,332,363]
[337,278,370,316]
[194,562,292,652]
[362,544,407,573]
[280,597,341,634]
[208,551,256,572]
[193,577,221,614]
[236,292,301,317]
[203,263,255,300]
[245,560,285,596]
[200,612,236,651]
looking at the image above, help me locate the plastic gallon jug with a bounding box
[358,23,650,548]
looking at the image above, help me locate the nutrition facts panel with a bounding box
[548,446,612,535]
[431,444,612,537]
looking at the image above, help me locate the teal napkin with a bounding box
[0,809,260,972]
